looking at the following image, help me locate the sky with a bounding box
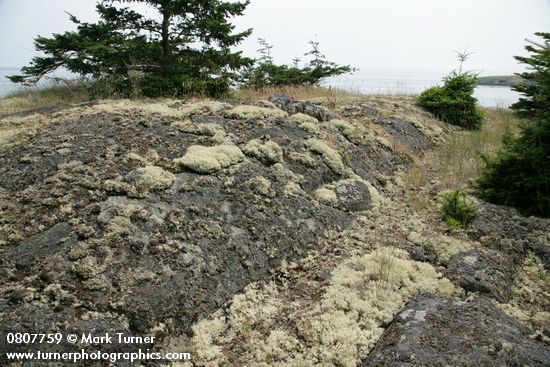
[0,0,549,76]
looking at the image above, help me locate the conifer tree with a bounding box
[240,38,353,89]
[477,33,550,217]
[511,32,550,119]
[9,0,253,97]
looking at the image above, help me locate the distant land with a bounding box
[477,75,524,87]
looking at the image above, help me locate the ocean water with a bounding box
[324,68,521,108]
[1,67,521,108]
[0,68,21,97]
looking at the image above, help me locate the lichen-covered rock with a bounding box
[407,232,473,265]
[267,93,295,110]
[0,96,442,364]
[289,112,319,124]
[248,176,276,198]
[127,165,175,194]
[305,138,345,175]
[376,117,434,154]
[242,139,283,164]
[498,253,550,343]
[268,93,338,122]
[174,144,245,174]
[11,222,78,268]
[183,248,460,367]
[224,105,288,120]
[364,294,550,366]
[468,201,550,269]
[334,179,372,212]
[446,248,515,302]
[314,179,372,212]
[297,101,339,121]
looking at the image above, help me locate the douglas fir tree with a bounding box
[9,0,253,97]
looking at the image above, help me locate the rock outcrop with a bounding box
[0,95,436,361]
[364,294,550,366]
[2,94,547,366]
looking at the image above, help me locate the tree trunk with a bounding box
[161,11,170,71]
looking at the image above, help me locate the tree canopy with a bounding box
[9,0,253,97]
[239,38,353,89]
[511,32,550,119]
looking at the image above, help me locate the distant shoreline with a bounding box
[477,75,523,87]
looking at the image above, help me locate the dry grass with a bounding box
[370,123,411,157]
[233,85,363,105]
[0,80,92,114]
[1,83,362,116]
[404,108,521,193]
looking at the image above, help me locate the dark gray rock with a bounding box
[294,101,339,122]
[268,93,339,121]
[530,240,550,271]
[364,294,550,367]
[446,248,515,302]
[468,201,550,269]
[334,179,372,212]
[339,104,379,118]
[376,117,434,154]
[11,222,78,268]
[403,241,438,263]
[268,93,295,110]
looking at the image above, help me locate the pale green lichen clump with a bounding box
[288,152,317,168]
[174,145,245,174]
[289,113,319,124]
[326,119,376,145]
[93,99,232,118]
[305,138,345,175]
[283,181,306,197]
[327,119,358,139]
[225,105,288,120]
[102,165,175,197]
[313,186,339,206]
[248,176,276,198]
[171,121,226,144]
[133,165,175,193]
[243,139,283,164]
[498,253,550,342]
[184,247,460,367]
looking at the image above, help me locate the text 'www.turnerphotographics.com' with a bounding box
[3,332,192,364]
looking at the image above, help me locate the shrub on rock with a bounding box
[441,190,477,229]
[418,72,483,130]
